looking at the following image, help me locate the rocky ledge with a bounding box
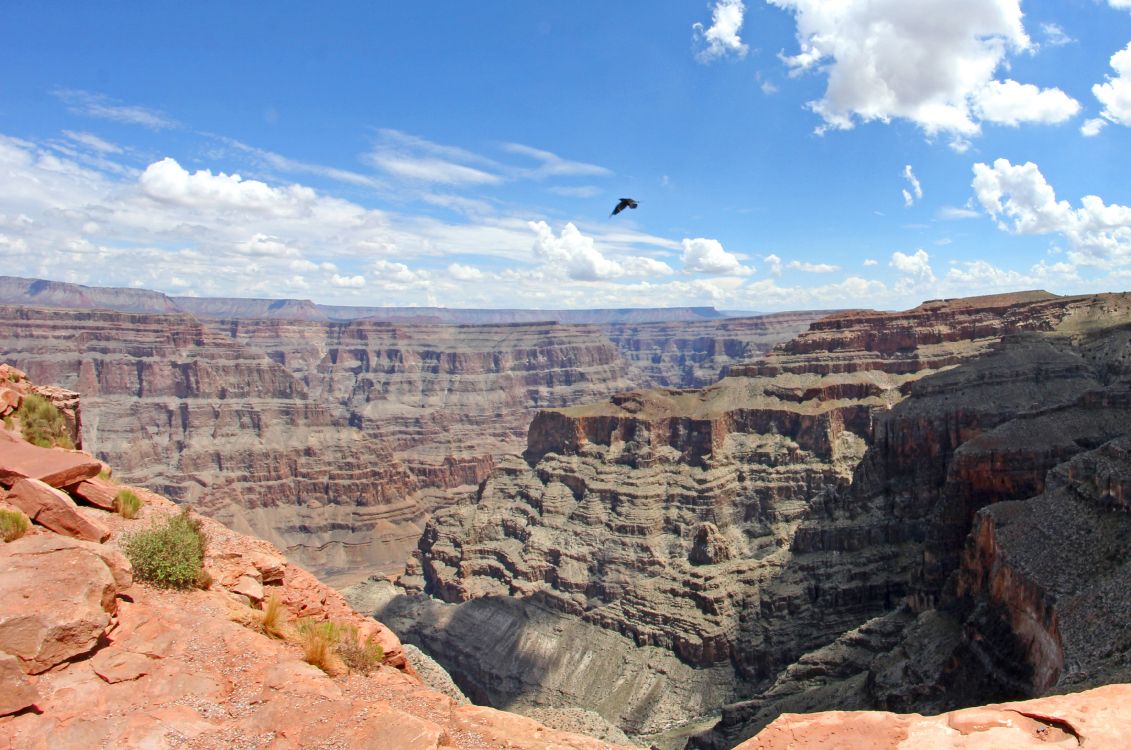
[0,396,633,749]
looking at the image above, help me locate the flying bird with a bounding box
[610,198,638,216]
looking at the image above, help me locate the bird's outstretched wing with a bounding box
[611,198,638,216]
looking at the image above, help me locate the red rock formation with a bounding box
[739,684,1131,749]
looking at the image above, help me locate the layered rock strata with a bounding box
[379,291,1131,745]
[0,296,814,586]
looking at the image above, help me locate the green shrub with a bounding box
[15,393,73,449]
[0,508,30,542]
[122,507,206,589]
[114,489,142,519]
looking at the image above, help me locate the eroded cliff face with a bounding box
[377,291,1131,747]
[0,300,811,591]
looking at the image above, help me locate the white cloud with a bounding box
[903,165,923,207]
[236,234,301,258]
[693,0,749,63]
[973,79,1081,126]
[787,260,840,273]
[549,186,602,198]
[1039,22,1073,47]
[681,237,753,275]
[372,259,429,284]
[366,129,502,186]
[331,274,366,288]
[1093,42,1131,128]
[890,249,936,289]
[139,157,320,214]
[1081,117,1109,137]
[52,89,177,130]
[62,130,123,155]
[937,205,981,220]
[973,158,1131,267]
[447,262,485,281]
[763,253,783,276]
[502,143,610,178]
[768,0,1078,142]
[530,221,672,281]
[863,258,878,267]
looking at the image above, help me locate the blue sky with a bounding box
[2,1,1131,311]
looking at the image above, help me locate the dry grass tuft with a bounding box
[114,489,142,519]
[296,618,342,674]
[0,508,30,542]
[336,624,385,674]
[257,593,287,639]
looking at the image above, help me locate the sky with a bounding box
[3,1,1131,312]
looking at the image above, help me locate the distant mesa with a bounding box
[0,274,754,325]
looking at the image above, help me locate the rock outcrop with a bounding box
[0,406,636,750]
[378,291,1131,745]
[738,683,1131,749]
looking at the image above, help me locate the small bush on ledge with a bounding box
[294,617,385,675]
[114,489,142,519]
[15,393,74,449]
[123,507,206,589]
[0,508,30,542]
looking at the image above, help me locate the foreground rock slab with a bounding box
[5,478,110,542]
[740,684,1131,749]
[0,430,100,488]
[0,534,121,674]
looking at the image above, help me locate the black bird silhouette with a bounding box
[610,198,638,216]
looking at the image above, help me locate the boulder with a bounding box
[0,534,119,673]
[0,387,19,418]
[66,476,119,511]
[6,478,110,543]
[0,431,101,489]
[231,574,264,603]
[0,652,39,716]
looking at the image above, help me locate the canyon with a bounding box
[354,290,1131,747]
[6,276,1131,748]
[0,275,820,587]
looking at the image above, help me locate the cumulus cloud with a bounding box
[530,221,672,281]
[974,79,1080,126]
[139,157,320,214]
[863,258,879,267]
[763,253,783,276]
[972,158,1131,266]
[447,262,485,281]
[1081,117,1108,137]
[890,249,936,292]
[693,0,749,63]
[1092,42,1131,128]
[768,0,1078,142]
[681,237,753,275]
[331,274,366,288]
[787,260,840,273]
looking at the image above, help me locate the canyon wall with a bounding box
[0,281,819,590]
[366,291,1131,747]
